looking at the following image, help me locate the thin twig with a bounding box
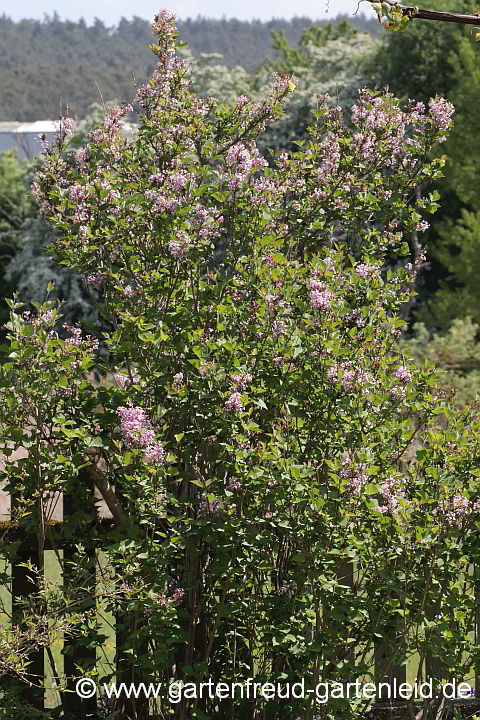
[364,0,480,25]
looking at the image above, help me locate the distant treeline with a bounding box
[0,12,380,121]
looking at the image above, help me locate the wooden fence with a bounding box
[1,463,480,718]
[0,448,118,716]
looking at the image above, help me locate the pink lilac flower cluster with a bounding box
[225,392,244,412]
[64,325,82,345]
[61,116,76,136]
[114,372,141,389]
[170,587,185,603]
[189,203,224,242]
[264,293,282,316]
[145,190,179,214]
[69,184,89,201]
[153,9,177,35]
[90,104,133,144]
[116,405,165,464]
[347,310,366,328]
[394,366,413,383]
[316,138,341,184]
[328,362,373,392]
[85,273,107,288]
[445,494,480,525]
[428,97,455,133]
[390,386,407,400]
[168,231,191,259]
[54,116,76,145]
[32,310,54,327]
[167,171,191,192]
[173,372,184,386]
[272,319,287,338]
[309,280,335,311]
[145,444,166,462]
[231,373,252,389]
[416,220,430,232]
[339,459,368,494]
[355,263,380,278]
[225,142,267,189]
[378,477,405,514]
[264,254,276,268]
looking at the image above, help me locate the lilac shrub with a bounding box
[1,9,479,720]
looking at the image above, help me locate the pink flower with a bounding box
[378,476,405,513]
[116,406,163,463]
[69,184,89,201]
[225,392,244,412]
[394,366,412,383]
[340,460,368,494]
[171,587,185,603]
[168,231,190,259]
[168,172,190,191]
[86,273,107,288]
[327,363,373,392]
[445,494,472,524]
[272,319,287,337]
[416,220,429,232]
[227,143,253,173]
[231,373,252,389]
[310,287,335,310]
[355,263,380,278]
[145,443,165,463]
[33,310,54,326]
[114,373,141,389]
[428,97,455,130]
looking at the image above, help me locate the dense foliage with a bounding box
[1,10,479,720]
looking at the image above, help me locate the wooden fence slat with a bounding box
[97,549,116,685]
[44,549,64,710]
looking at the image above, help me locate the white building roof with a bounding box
[15,121,57,133]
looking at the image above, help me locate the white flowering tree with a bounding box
[0,9,479,720]
[184,22,380,156]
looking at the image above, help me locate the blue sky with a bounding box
[4,0,376,26]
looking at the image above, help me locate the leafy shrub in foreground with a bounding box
[0,9,479,720]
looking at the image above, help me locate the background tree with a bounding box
[186,22,380,156]
[0,13,379,121]
[414,35,480,329]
